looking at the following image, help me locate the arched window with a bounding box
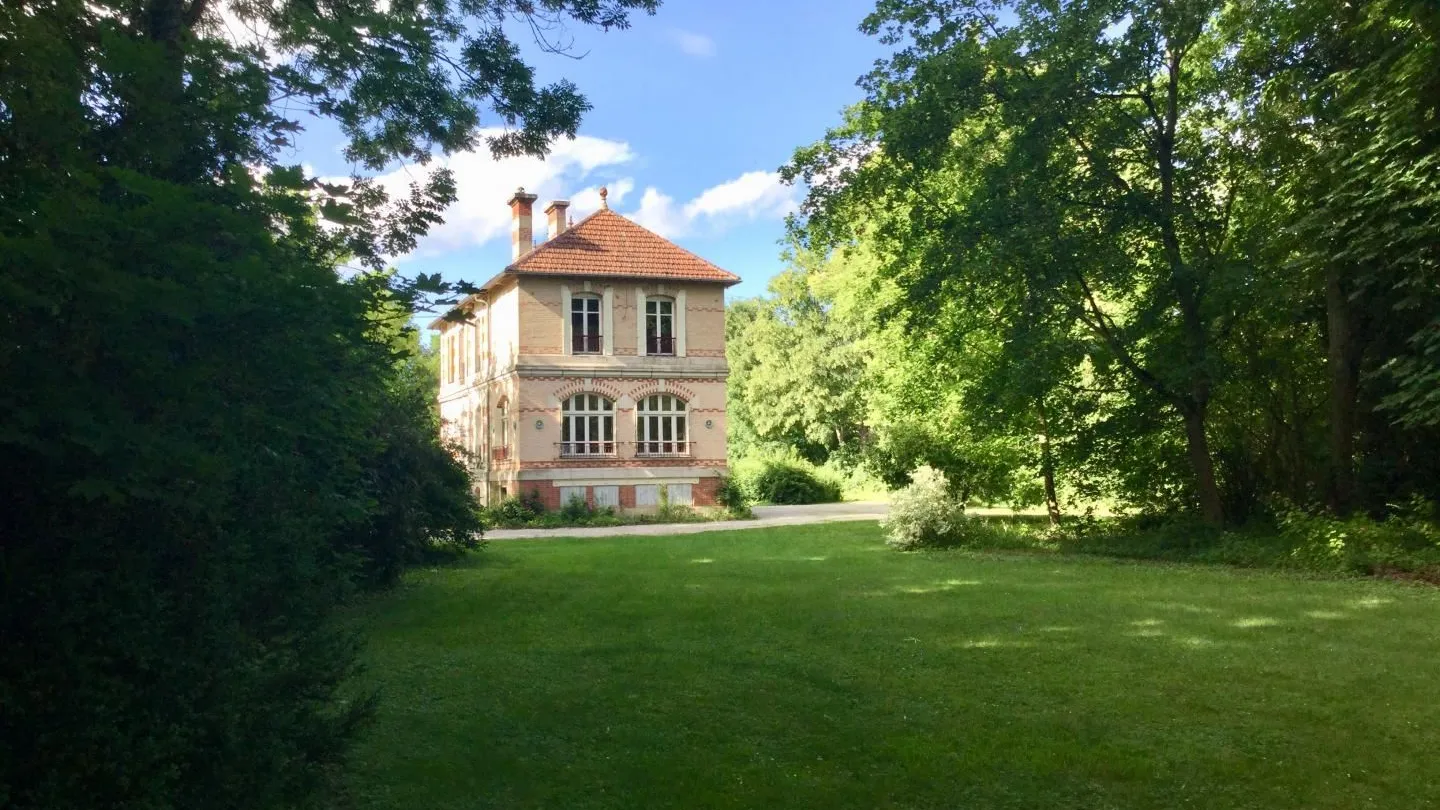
[645,297,675,355]
[636,394,688,456]
[570,294,602,354]
[561,394,615,456]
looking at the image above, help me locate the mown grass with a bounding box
[345,522,1440,809]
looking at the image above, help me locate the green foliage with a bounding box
[714,475,753,519]
[489,492,546,525]
[1277,500,1440,579]
[742,458,844,505]
[763,0,1440,528]
[354,328,485,587]
[560,494,595,522]
[725,253,873,463]
[0,0,654,806]
[883,465,968,550]
[489,506,739,531]
[895,506,1440,582]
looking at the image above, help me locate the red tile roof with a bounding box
[506,208,741,285]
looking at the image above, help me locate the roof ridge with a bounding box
[505,207,741,284]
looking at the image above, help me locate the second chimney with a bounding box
[544,199,570,241]
[508,187,538,260]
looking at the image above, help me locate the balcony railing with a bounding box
[646,335,676,356]
[633,440,693,458]
[558,441,618,458]
[571,333,602,354]
[491,446,509,462]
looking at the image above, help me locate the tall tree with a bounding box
[0,1,654,807]
[788,0,1291,525]
[727,251,873,463]
[1229,0,1440,512]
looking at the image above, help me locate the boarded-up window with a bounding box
[558,486,587,507]
[635,484,659,507]
[593,486,619,508]
[666,483,693,506]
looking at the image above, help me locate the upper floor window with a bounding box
[636,394,688,456]
[571,294,601,354]
[646,297,675,355]
[458,327,469,380]
[443,332,455,383]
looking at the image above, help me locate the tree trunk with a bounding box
[1181,404,1225,526]
[1156,42,1223,528]
[1038,400,1061,525]
[1325,266,1358,515]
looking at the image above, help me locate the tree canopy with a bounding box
[732,0,1440,525]
[1,1,654,807]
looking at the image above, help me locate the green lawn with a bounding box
[346,523,1440,809]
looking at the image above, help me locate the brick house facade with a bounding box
[432,187,740,511]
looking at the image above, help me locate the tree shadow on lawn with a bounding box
[840,560,1422,658]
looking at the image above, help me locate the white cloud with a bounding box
[626,170,798,239]
[567,178,635,219]
[667,29,717,58]
[357,132,791,257]
[367,130,635,255]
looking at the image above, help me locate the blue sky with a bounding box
[290,0,886,304]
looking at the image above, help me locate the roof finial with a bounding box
[599,185,608,209]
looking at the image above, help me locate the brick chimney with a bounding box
[508,187,538,260]
[544,199,570,241]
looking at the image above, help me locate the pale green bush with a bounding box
[884,465,967,550]
[1277,498,1440,576]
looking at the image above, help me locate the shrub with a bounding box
[884,465,968,549]
[0,196,484,809]
[560,493,593,522]
[490,495,540,526]
[353,348,484,587]
[747,460,843,505]
[715,475,752,518]
[654,483,687,523]
[1277,499,1440,578]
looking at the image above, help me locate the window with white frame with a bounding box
[571,294,602,354]
[636,394,688,455]
[496,400,509,457]
[561,394,615,456]
[645,297,675,355]
[443,332,454,383]
[458,327,469,380]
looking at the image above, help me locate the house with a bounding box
[432,186,740,511]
